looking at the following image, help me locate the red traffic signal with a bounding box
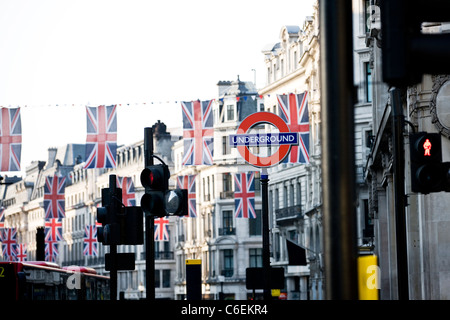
[140,164,170,217]
[409,132,443,193]
[140,164,169,190]
[423,139,432,157]
[410,133,441,162]
[140,164,188,217]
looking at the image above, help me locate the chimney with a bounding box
[47,147,57,169]
[217,80,232,97]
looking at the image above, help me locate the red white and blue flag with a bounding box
[44,175,66,219]
[84,105,117,169]
[1,228,17,261]
[16,244,27,262]
[176,175,197,218]
[44,218,63,242]
[277,92,310,164]
[83,225,98,256]
[0,207,5,240]
[45,241,58,262]
[154,217,169,241]
[117,176,136,206]
[181,100,214,166]
[234,172,256,219]
[0,107,22,171]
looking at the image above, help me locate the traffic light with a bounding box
[165,189,188,216]
[97,180,144,245]
[381,0,450,87]
[97,187,121,245]
[409,132,445,193]
[140,164,169,217]
[140,163,188,217]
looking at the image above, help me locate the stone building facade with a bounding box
[259,7,323,300]
[256,0,374,300]
[172,77,264,300]
[0,122,178,300]
[359,0,450,299]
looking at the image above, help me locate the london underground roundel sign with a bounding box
[230,112,297,168]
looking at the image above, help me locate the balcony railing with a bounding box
[275,204,302,224]
[220,191,234,199]
[221,269,234,277]
[218,227,236,236]
[140,251,174,260]
[155,251,174,260]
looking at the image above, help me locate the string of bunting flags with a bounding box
[0,92,306,171]
[0,175,144,262]
[0,91,310,260]
[0,93,270,108]
[0,173,183,261]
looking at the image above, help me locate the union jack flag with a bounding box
[44,218,63,242]
[83,225,98,256]
[277,92,310,164]
[44,175,66,219]
[0,207,5,240]
[16,244,27,262]
[84,105,117,169]
[1,228,17,261]
[0,107,22,171]
[117,176,136,206]
[176,175,197,218]
[181,100,214,166]
[154,217,169,241]
[234,172,256,218]
[45,241,58,262]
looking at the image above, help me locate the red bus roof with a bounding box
[61,266,97,275]
[0,261,107,279]
[1,262,97,275]
[23,261,60,269]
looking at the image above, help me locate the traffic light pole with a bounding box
[144,127,155,301]
[319,0,358,299]
[260,169,271,300]
[109,242,118,300]
[391,88,409,300]
[108,174,118,301]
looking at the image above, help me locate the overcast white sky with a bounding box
[0,0,315,174]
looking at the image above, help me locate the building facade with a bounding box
[259,7,322,300]
[7,0,442,301]
[172,77,264,300]
[353,0,377,249]
[256,0,374,300]
[0,122,179,300]
[360,0,450,299]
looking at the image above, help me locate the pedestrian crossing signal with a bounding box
[409,132,444,194]
[423,139,432,156]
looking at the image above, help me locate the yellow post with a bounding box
[357,255,379,300]
[271,289,280,298]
